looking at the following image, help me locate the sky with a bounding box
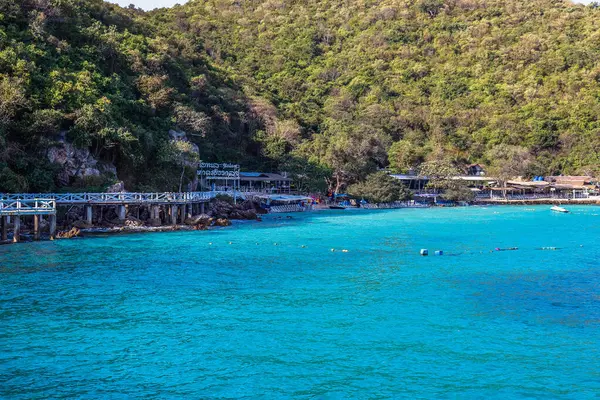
[110,0,593,11]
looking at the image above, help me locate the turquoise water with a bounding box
[1,206,599,398]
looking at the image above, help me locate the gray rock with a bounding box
[99,162,118,177]
[184,214,212,226]
[47,141,116,186]
[106,181,125,193]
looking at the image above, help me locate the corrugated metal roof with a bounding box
[239,172,291,181]
[240,172,264,177]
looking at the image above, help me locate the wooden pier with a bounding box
[0,199,57,243]
[0,191,223,243]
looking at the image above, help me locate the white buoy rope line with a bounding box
[417,244,584,256]
[205,241,584,255]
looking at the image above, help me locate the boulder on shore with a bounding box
[184,214,212,226]
[208,199,263,220]
[214,218,231,227]
[124,217,143,227]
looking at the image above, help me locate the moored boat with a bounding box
[551,205,569,213]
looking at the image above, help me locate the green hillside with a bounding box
[0,0,266,192]
[2,0,600,192]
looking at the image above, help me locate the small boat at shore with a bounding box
[551,205,569,213]
[329,205,346,210]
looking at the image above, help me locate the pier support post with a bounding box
[1,216,7,241]
[118,205,127,221]
[171,205,178,225]
[13,216,20,243]
[185,204,192,220]
[86,206,93,225]
[49,214,56,240]
[33,215,40,241]
[200,202,205,214]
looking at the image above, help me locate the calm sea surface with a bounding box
[1,206,599,398]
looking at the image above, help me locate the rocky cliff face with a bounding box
[47,130,196,189]
[47,137,117,186]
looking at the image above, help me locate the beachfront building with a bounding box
[475,176,598,200]
[389,173,496,193]
[389,169,599,203]
[388,173,429,190]
[198,163,292,193]
[239,172,292,193]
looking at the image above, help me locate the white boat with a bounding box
[551,205,569,213]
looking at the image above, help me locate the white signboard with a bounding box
[198,162,240,178]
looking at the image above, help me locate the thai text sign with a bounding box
[198,162,240,178]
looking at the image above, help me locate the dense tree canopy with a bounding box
[2,0,600,192]
[348,171,412,203]
[0,0,275,191]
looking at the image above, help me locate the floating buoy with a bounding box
[229,242,233,245]
[539,247,558,251]
[301,245,306,248]
[435,250,443,256]
[274,243,278,246]
[342,249,349,253]
[208,242,212,245]
[331,248,335,252]
[495,247,518,251]
[420,249,428,256]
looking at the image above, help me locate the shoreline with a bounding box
[2,202,599,245]
[473,198,600,205]
[0,222,240,244]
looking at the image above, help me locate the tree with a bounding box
[418,160,473,201]
[419,0,445,17]
[0,77,27,128]
[159,140,200,192]
[348,171,412,204]
[486,145,532,196]
[388,140,424,173]
[280,156,331,193]
[440,185,475,202]
[174,104,211,137]
[418,160,458,191]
